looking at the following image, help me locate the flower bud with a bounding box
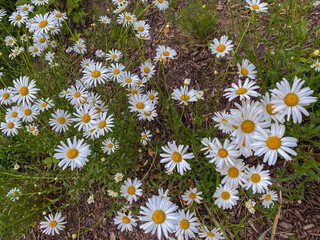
[312,50,319,57]
[184,78,191,86]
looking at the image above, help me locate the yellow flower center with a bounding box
[233,125,239,129]
[91,70,101,78]
[14,50,19,55]
[23,7,28,11]
[144,111,151,116]
[7,122,14,129]
[111,54,117,59]
[105,143,113,149]
[208,144,212,150]
[138,26,144,32]
[30,127,35,131]
[24,109,32,116]
[162,51,170,56]
[236,87,247,95]
[265,194,271,201]
[241,68,249,76]
[122,216,130,224]
[218,148,228,158]
[144,67,150,73]
[316,64,320,68]
[266,104,276,115]
[49,220,57,228]
[3,93,9,99]
[284,93,299,106]
[56,13,62,18]
[15,15,22,20]
[180,94,190,101]
[41,102,47,107]
[252,4,259,10]
[90,129,95,133]
[12,192,16,196]
[95,107,101,113]
[207,232,215,237]
[58,117,66,124]
[180,219,190,230]
[136,102,145,109]
[74,92,81,98]
[228,167,239,178]
[33,48,38,52]
[11,112,18,118]
[39,38,45,43]
[148,95,155,101]
[158,0,163,2]
[39,20,48,28]
[132,90,138,95]
[217,44,226,52]
[241,120,255,133]
[251,173,261,183]
[137,81,142,85]
[222,118,228,124]
[152,210,166,224]
[125,78,132,83]
[98,121,106,129]
[266,136,281,150]
[172,152,182,162]
[78,46,82,50]
[80,98,87,104]
[221,191,230,200]
[189,192,196,199]
[103,19,107,22]
[67,148,79,159]
[142,134,147,139]
[113,69,120,75]
[126,16,131,20]
[19,86,29,96]
[81,114,91,123]
[127,186,135,195]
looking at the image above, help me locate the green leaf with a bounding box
[258,228,271,240]
[15,0,30,6]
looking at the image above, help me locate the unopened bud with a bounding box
[101,157,105,162]
[312,50,319,57]
[202,4,206,8]
[184,78,191,86]
[196,91,204,100]
[91,23,96,27]
[72,233,77,239]
[214,70,218,75]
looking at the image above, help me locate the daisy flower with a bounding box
[244,164,271,194]
[35,98,54,112]
[114,2,129,13]
[158,188,170,199]
[146,90,158,104]
[210,36,233,58]
[72,105,98,131]
[107,63,126,82]
[88,92,103,106]
[29,13,57,35]
[219,159,247,188]
[231,136,253,158]
[18,104,39,122]
[93,112,114,137]
[223,78,260,101]
[65,46,73,53]
[31,0,50,5]
[50,109,73,133]
[87,194,95,204]
[128,94,154,113]
[45,51,55,62]
[81,58,95,69]
[119,71,140,87]
[117,12,135,26]
[206,138,240,169]
[172,86,198,105]
[9,46,24,59]
[82,62,108,87]
[4,36,16,46]
[0,88,14,105]
[113,0,127,6]
[0,9,7,21]
[106,49,122,62]
[73,42,87,54]
[137,108,158,121]
[5,106,19,121]
[28,45,43,57]
[140,61,156,79]
[200,137,215,156]
[135,77,147,87]
[51,10,67,22]
[198,226,225,240]
[155,45,177,61]
[17,4,34,13]
[26,124,38,133]
[6,187,21,201]
[1,118,21,136]
[127,85,142,98]
[237,59,257,79]
[228,100,271,146]
[133,20,150,35]
[120,178,142,204]
[261,190,278,208]
[153,0,169,10]
[139,195,178,240]
[175,209,200,240]
[213,184,239,209]
[102,137,119,155]
[160,141,194,175]
[54,136,91,170]
[252,123,297,165]
[141,130,152,145]
[271,77,317,123]
[182,187,203,205]
[114,173,124,182]
[245,0,268,13]
[67,85,88,106]
[94,102,109,114]
[311,60,320,71]
[95,49,105,58]
[259,92,284,123]
[9,11,28,27]
[114,211,137,232]
[212,111,233,134]
[99,15,111,24]
[40,212,66,235]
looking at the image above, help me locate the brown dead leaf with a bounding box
[156,127,160,133]
[148,148,155,157]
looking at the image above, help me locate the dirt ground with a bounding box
[20,0,320,239]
